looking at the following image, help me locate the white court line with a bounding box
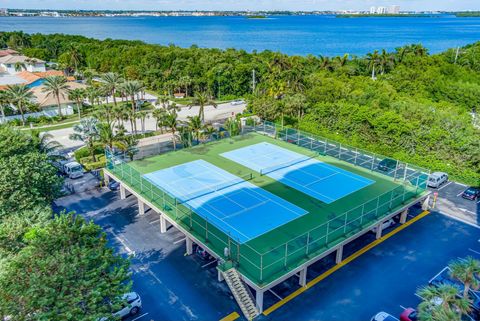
[438,181,453,191]
[469,248,480,255]
[173,237,186,245]
[269,289,283,300]
[131,313,149,321]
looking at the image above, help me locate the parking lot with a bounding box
[53,176,480,321]
[429,180,479,227]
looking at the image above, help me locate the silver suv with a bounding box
[427,172,448,188]
[100,292,142,320]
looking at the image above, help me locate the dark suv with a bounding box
[462,187,480,201]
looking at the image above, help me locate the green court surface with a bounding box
[108,132,426,287]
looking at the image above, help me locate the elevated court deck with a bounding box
[104,122,430,313]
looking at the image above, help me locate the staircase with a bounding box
[223,268,259,320]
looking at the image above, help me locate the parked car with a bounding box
[426,172,448,188]
[371,218,396,233]
[230,99,245,106]
[371,311,399,321]
[461,187,480,201]
[108,180,120,191]
[400,308,417,321]
[100,292,142,320]
[377,158,398,172]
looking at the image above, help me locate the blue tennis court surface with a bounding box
[143,160,308,243]
[221,143,375,204]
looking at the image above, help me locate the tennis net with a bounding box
[177,172,254,204]
[260,152,318,176]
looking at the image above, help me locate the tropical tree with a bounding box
[68,88,85,120]
[152,107,167,132]
[116,135,139,161]
[30,130,63,160]
[42,76,70,117]
[0,90,9,122]
[5,84,33,126]
[156,95,170,109]
[187,115,203,144]
[225,118,242,137]
[189,91,217,122]
[85,86,100,107]
[164,112,179,150]
[101,72,124,107]
[449,257,480,299]
[202,125,217,141]
[366,50,380,80]
[137,110,149,134]
[417,284,471,321]
[121,80,144,133]
[69,117,100,162]
[14,61,26,72]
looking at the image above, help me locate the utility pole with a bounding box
[252,69,256,94]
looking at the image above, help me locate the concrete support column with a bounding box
[138,199,145,215]
[336,245,343,264]
[298,267,307,287]
[218,269,225,282]
[400,209,408,224]
[422,195,431,211]
[375,222,383,240]
[120,185,126,200]
[104,173,110,185]
[160,215,169,233]
[255,289,264,313]
[186,237,193,255]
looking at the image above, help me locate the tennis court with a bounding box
[143,159,308,243]
[221,142,374,204]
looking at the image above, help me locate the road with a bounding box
[49,102,246,149]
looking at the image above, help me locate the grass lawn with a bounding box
[110,133,424,286]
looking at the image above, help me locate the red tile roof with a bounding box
[0,49,19,58]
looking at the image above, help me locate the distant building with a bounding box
[376,6,387,14]
[387,5,401,14]
[370,7,377,14]
[0,8,8,16]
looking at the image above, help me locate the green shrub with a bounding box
[74,145,105,162]
[83,159,106,171]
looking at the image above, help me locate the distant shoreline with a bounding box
[336,14,440,18]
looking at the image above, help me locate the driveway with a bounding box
[47,102,246,149]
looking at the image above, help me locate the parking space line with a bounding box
[455,182,468,187]
[438,181,453,191]
[269,289,283,300]
[174,237,186,245]
[149,218,160,225]
[219,311,240,321]
[400,305,407,310]
[131,312,149,321]
[468,248,480,255]
[202,259,218,268]
[108,229,134,255]
[456,191,464,197]
[262,211,431,316]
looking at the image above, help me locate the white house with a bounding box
[0,55,46,74]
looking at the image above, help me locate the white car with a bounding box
[100,292,142,320]
[230,99,245,106]
[427,172,448,188]
[371,311,399,321]
[371,218,396,233]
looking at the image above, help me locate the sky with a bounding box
[1,0,480,12]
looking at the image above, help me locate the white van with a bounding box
[427,172,448,188]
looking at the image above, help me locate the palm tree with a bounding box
[152,108,167,132]
[101,72,124,107]
[86,86,100,107]
[0,90,9,122]
[164,112,179,150]
[189,91,217,123]
[202,125,217,141]
[378,49,394,75]
[68,88,85,120]
[42,76,70,117]
[167,102,181,114]
[30,130,64,161]
[65,44,83,75]
[97,122,118,149]
[366,50,380,80]
[14,61,26,72]
[449,257,480,299]
[5,84,33,126]
[179,75,193,97]
[156,95,170,109]
[116,135,139,161]
[187,115,203,144]
[121,80,144,133]
[137,110,149,134]
[112,104,128,129]
[69,117,100,162]
[335,54,349,67]
[417,284,471,321]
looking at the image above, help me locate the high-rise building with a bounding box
[0,8,8,16]
[376,7,387,14]
[387,5,401,14]
[370,7,377,14]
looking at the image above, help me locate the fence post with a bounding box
[325,222,330,245]
[205,219,208,242]
[343,212,348,233]
[284,243,288,267]
[370,155,375,171]
[260,255,263,282]
[305,232,310,255]
[338,143,342,158]
[354,148,358,165]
